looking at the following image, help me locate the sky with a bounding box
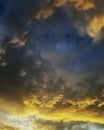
[0,0,104,130]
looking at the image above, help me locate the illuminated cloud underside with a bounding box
[0,0,104,130]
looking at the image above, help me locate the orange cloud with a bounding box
[9,31,28,47]
[0,83,104,125]
[87,15,104,41]
[71,0,95,11]
[35,8,54,20]
[34,0,104,42]
[23,94,104,124]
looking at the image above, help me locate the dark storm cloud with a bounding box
[0,40,104,124]
[0,0,104,129]
[0,39,60,113]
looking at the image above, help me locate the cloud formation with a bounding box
[0,121,19,130]
[33,0,104,41]
[0,0,104,63]
[66,0,104,41]
[34,120,104,130]
[0,0,104,130]
[0,41,104,125]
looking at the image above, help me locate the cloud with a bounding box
[0,121,19,130]
[33,0,104,41]
[0,1,104,129]
[71,0,95,11]
[33,120,104,130]
[64,0,104,42]
[22,82,104,124]
[34,0,70,19]
[0,0,104,53]
[87,15,104,41]
[34,0,95,20]
[0,41,104,125]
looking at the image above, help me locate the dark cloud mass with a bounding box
[0,0,104,130]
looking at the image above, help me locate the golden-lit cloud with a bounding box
[34,121,57,130]
[9,31,28,47]
[0,0,103,54]
[52,0,69,7]
[34,0,90,16]
[34,0,104,41]
[0,121,19,130]
[34,0,70,19]
[1,85,104,124]
[35,8,54,20]
[0,34,104,129]
[0,0,104,130]
[22,91,104,124]
[71,0,95,11]
[87,15,104,41]
[69,0,104,41]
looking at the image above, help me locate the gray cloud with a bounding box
[0,1,104,129]
[0,40,104,124]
